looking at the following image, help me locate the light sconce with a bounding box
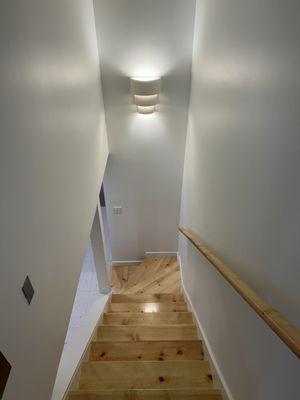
[130,77,161,114]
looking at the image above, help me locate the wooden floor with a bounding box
[68,257,222,400]
[110,257,181,294]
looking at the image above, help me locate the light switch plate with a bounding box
[113,206,122,215]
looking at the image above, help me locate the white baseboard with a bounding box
[177,254,234,400]
[111,253,178,266]
[111,260,143,266]
[145,251,178,257]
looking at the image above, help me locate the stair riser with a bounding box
[79,361,212,390]
[89,341,204,361]
[111,294,185,303]
[103,312,193,325]
[69,393,222,400]
[97,325,198,341]
[108,303,188,313]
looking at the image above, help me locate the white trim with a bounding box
[91,205,111,294]
[177,254,234,400]
[111,260,143,266]
[145,251,178,257]
[52,293,111,400]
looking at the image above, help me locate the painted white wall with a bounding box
[93,0,196,261]
[179,0,300,399]
[0,1,108,399]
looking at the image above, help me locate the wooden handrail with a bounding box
[179,227,300,358]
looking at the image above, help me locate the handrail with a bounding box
[179,227,300,358]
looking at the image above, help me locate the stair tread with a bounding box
[67,258,222,399]
[97,325,198,341]
[89,340,204,361]
[68,388,222,400]
[102,312,193,325]
[111,294,185,303]
[108,302,188,313]
[79,360,213,390]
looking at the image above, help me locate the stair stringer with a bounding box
[61,294,112,400]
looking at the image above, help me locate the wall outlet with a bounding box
[113,206,122,215]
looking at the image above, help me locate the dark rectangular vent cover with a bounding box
[22,276,34,305]
[0,351,11,399]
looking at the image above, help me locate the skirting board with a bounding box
[111,260,143,266]
[177,254,234,400]
[111,253,178,266]
[145,251,178,257]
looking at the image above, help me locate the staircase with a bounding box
[67,257,222,400]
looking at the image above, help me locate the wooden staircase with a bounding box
[67,257,222,400]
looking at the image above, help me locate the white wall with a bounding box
[0,1,108,399]
[179,0,300,399]
[93,0,195,261]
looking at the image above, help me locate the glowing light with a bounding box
[117,47,170,77]
[130,77,161,96]
[137,105,155,114]
[130,77,161,114]
[132,77,160,82]
[134,94,158,107]
[143,303,158,313]
[129,112,165,139]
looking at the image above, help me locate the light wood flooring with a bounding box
[67,257,222,400]
[110,257,181,294]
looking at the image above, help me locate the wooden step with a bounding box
[89,340,204,361]
[68,388,222,400]
[102,312,193,325]
[108,302,188,313]
[78,360,213,390]
[111,294,185,303]
[97,325,198,341]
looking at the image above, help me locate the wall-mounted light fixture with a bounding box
[130,77,161,114]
